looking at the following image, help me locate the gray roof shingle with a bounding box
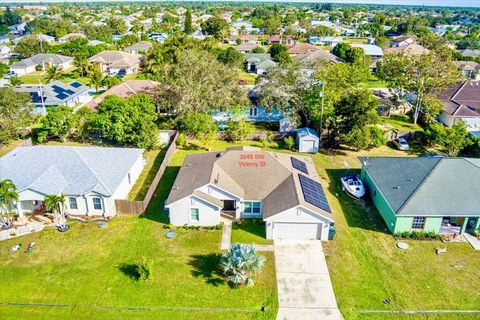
[360,157,480,216]
[0,146,143,196]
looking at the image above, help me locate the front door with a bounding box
[466,218,479,234]
[223,200,236,211]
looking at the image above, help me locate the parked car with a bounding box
[393,138,409,151]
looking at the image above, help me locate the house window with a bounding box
[412,217,426,230]
[69,197,78,210]
[190,208,199,222]
[243,201,261,214]
[93,197,102,210]
[249,107,258,117]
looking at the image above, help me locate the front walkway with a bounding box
[274,239,343,320]
[464,233,480,250]
[220,220,274,251]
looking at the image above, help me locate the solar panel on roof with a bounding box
[64,89,75,95]
[298,174,331,213]
[291,157,308,174]
[70,82,82,88]
[56,93,68,100]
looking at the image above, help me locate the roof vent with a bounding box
[393,186,401,190]
[216,152,222,158]
[172,186,179,190]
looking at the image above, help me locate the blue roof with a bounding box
[297,127,319,139]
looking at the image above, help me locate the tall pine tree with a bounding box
[184,9,193,34]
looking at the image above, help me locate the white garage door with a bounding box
[301,140,316,153]
[273,222,322,240]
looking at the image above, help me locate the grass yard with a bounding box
[231,220,273,245]
[0,140,24,157]
[128,148,167,201]
[238,70,257,85]
[379,114,423,132]
[19,71,45,84]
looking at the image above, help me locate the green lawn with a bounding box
[128,148,167,201]
[231,220,273,245]
[380,114,423,132]
[238,70,257,85]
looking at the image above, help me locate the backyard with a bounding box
[1,138,479,320]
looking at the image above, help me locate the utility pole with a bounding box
[318,81,325,145]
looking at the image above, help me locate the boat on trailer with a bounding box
[341,175,365,199]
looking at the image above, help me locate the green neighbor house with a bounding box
[359,157,480,235]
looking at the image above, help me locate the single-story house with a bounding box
[86,79,159,111]
[309,36,343,47]
[165,146,334,240]
[228,34,259,45]
[390,36,415,48]
[454,61,480,80]
[212,106,285,125]
[296,128,319,153]
[148,33,169,43]
[124,41,153,55]
[287,43,320,56]
[14,81,92,114]
[244,53,276,75]
[384,43,430,56]
[437,80,480,134]
[351,44,384,59]
[234,43,259,54]
[295,49,343,65]
[360,157,480,235]
[459,49,479,59]
[0,146,145,218]
[58,33,86,43]
[12,33,56,45]
[88,50,142,76]
[10,54,73,76]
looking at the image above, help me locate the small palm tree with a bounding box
[220,243,266,286]
[44,194,66,226]
[88,68,104,93]
[0,179,19,227]
[8,76,23,86]
[43,65,64,83]
[74,54,90,77]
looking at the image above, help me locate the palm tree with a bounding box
[43,65,64,83]
[88,68,104,93]
[220,244,266,286]
[74,54,90,77]
[0,179,19,227]
[44,194,66,227]
[8,76,23,87]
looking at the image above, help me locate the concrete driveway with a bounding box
[274,239,343,320]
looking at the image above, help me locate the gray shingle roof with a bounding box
[14,81,90,106]
[360,157,480,216]
[11,54,73,68]
[0,146,143,196]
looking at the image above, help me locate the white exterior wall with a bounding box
[265,206,332,241]
[111,154,145,200]
[10,65,36,76]
[197,184,239,202]
[168,196,220,226]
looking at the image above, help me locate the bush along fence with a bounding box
[115,130,179,215]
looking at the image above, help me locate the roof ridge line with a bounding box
[450,81,468,106]
[397,158,443,215]
[73,148,112,195]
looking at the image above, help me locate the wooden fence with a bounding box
[115,130,179,215]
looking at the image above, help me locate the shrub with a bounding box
[220,243,266,286]
[226,118,254,141]
[136,256,153,281]
[394,231,440,240]
[369,126,387,147]
[283,136,295,151]
[176,133,187,148]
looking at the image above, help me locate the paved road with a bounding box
[274,239,343,320]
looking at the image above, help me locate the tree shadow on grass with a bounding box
[188,253,226,286]
[117,263,140,280]
[326,168,389,234]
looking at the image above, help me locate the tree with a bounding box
[332,42,365,64]
[95,94,159,150]
[43,65,64,83]
[331,88,379,149]
[184,8,193,34]
[44,194,66,227]
[425,122,471,157]
[217,47,244,67]
[14,35,49,58]
[154,49,248,116]
[71,107,95,143]
[263,16,281,35]
[106,17,127,35]
[74,54,90,77]
[377,51,460,124]
[180,112,217,139]
[101,75,122,89]
[37,105,76,142]
[226,118,254,141]
[283,136,295,151]
[220,243,265,286]
[88,68,104,92]
[0,179,19,227]
[0,62,8,78]
[200,16,229,39]
[8,76,23,86]
[0,87,34,144]
[275,50,292,64]
[268,43,288,61]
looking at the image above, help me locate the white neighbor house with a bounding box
[0,146,145,218]
[165,147,334,240]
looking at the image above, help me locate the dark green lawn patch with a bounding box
[231,219,272,245]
